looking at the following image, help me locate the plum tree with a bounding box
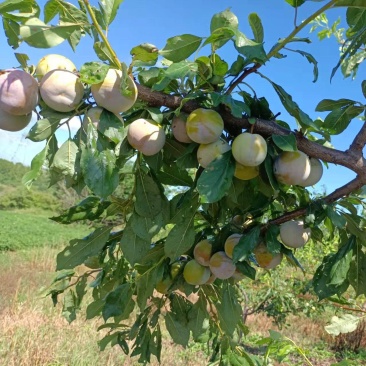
[2,0,366,364]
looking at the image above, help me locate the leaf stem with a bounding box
[82,0,121,69]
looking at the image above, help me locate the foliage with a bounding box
[1,0,366,364]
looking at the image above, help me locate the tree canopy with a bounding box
[0,0,366,364]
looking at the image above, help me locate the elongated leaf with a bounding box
[120,223,151,266]
[20,18,80,48]
[232,226,261,262]
[80,147,119,198]
[164,60,198,79]
[22,145,48,188]
[333,0,366,8]
[291,49,318,82]
[325,314,360,336]
[197,151,235,203]
[159,34,202,63]
[27,118,59,142]
[203,27,235,49]
[52,138,78,176]
[235,30,267,64]
[362,81,366,99]
[348,249,366,296]
[2,18,20,48]
[157,163,193,187]
[56,226,111,270]
[103,283,135,321]
[262,75,317,130]
[135,169,162,218]
[323,105,364,135]
[50,197,110,224]
[313,236,355,300]
[272,134,297,152]
[188,296,209,340]
[216,282,242,336]
[99,0,124,26]
[248,13,264,43]
[130,211,164,241]
[316,98,356,112]
[265,224,282,254]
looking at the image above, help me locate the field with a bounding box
[1,208,366,365]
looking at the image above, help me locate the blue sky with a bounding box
[0,0,364,193]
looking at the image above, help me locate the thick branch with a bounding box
[136,84,366,177]
[349,121,366,153]
[268,176,364,226]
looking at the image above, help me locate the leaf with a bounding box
[333,0,366,8]
[56,226,111,270]
[315,98,356,112]
[80,147,119,199]
[235,261,256,280]
[99,0,124,26]
[313,236,355,300]
[233,226,261,262]
[164,60,198,79]
[272,134,297,152]
[216,282,242,336]
[62,289,77,323]
[235,30,267,64]
[248,13,264,43]
[22,145,48,188]
[157,163,194,187]
[164,199,199,261]
[323,105,364,135]
[325,314,360,336]
[348,249,366,297]
[2,18,20,48]
[165,311,190,347]
[52,138,79,177]
[98,109,125,143]
[347,7,366,32]
[135,169,162,218]
[291,49,318,82]
[79,62,109,84]
[159,34,202,63]
[120,223,151,266]
[362,80,366,99]
[19,18,80,48]
[50,196,110,224]
[203,27,235,49]
[130,210,164,242]
[102,283,135,321]
[265,225,282,254]
[27,118,59,142]
[188,296,209,340]
[285,0,305,7]
[131,43,158,64]
[197,151,235,203]
[262,75,317,130]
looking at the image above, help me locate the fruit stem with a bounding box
[82,0,122,70]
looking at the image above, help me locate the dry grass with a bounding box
[0,248,207,366]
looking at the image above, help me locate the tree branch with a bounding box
[349,121,366,153]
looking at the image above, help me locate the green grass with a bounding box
[0,210,90,251]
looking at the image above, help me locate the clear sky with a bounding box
[0,0,364,194]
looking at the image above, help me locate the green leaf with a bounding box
[79,62,109,84]
[159,34,202,63]
[347,7,366,32]
[333,0,366,8]
[19,17,80,48]
[203,27,235,49]
[2,18,20,48]
[120,223,151,266]
[325,314,360,336]
[362,80,366,99]
[164,198,199,261]
[157,163,194,187]
[235,30,267,64]
[103,283,135,321]
[272,134,297,152]
[265,225,282,254]
[62,289,77,323]
[130,210,164,242]
[291,49,318,82]
[52,138,79,177]
[313,236,355,300]
[80,147,119,199]
[348,249,366,296]
[188,296,209,340]
[50,196,110,224]
[164,60,198,79]
[323,105,364,135]
[228,55,245,76]
[14,53,29,68]
[135,169,162,218]
[236,261,256,280]
[27,118,59,142]
[248,13,264,43]
[197,151,235,203]
[316,98,356,112]
[98,109,125,143]
[131,43,158,64]
[22,145,48,188]
[99,0,124,26]
[262,75,317,130]
[216,282,242,336]
[210,8,238,33]
[285,0,305,7]
[233,226,261,262]
[56,226,111,270]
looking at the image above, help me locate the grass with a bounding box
[1,209,366,365]
[0,209,90,251]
